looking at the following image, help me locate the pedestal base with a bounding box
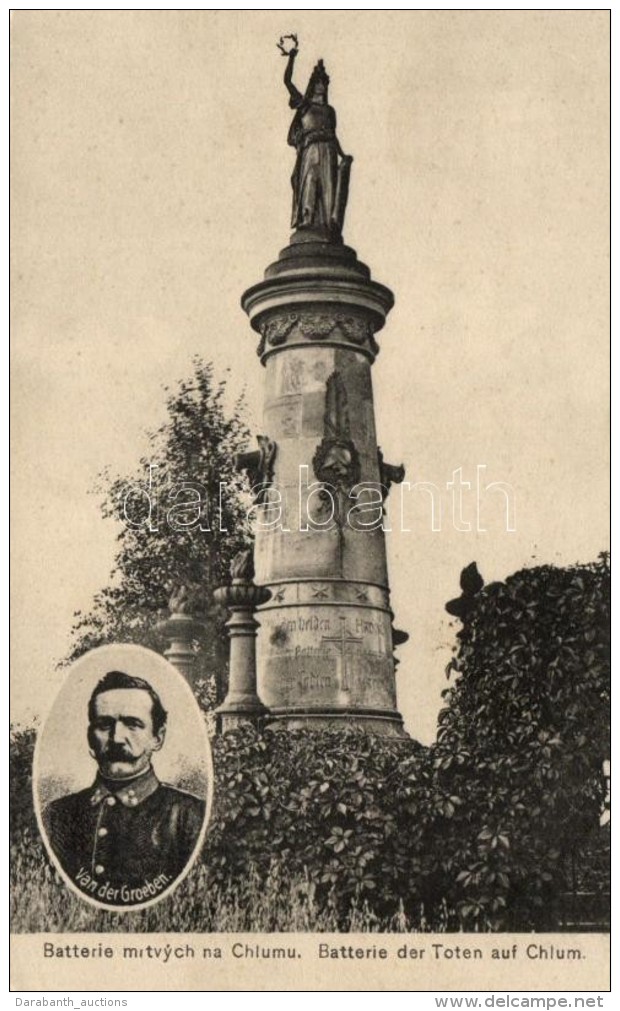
[220,711,268,733]
[216,694,270,733]
[265,706,407,738]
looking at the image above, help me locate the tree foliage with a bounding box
[66,359,252,698]
[10,725,38,839]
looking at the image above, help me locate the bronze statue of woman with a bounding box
[279,38,353,237]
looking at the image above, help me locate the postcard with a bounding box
[10,10,610,993]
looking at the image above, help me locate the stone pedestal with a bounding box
[156,613,206,680]
[240,234,406,736]
[214,580,271,732]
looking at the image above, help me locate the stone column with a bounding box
[214,550,271,731]
[240,233,407,736]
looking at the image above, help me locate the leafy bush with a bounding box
[204,726,447,927]
[433,554,610,930]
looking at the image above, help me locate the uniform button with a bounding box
[129,798,138,807]
[98,827,108,837]
[106,796,116,807]
[94,864,105,875]
[120,794,129,804]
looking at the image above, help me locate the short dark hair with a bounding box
[88,671,168,735]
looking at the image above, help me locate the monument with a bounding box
[217,38,407,735]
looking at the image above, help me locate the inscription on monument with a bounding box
[299,668,334,692]
[277,615,333,633]
[259,604,394,710]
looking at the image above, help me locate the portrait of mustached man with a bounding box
[43,671,205,907]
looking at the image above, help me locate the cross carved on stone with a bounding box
[321,616,363,692]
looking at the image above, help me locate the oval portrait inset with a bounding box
[34,644,212,910]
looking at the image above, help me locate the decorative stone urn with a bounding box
[156,584,206,680]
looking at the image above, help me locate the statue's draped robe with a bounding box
[288,86,339,229]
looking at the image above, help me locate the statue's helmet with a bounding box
[305,59,330,99]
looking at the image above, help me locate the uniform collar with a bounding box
[90,766,160,808]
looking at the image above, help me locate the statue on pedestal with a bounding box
[238,42,406,736]
[278,35,353,237]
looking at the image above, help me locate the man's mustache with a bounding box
[101,744,135,761]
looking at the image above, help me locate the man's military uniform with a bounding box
[43,767,205,906]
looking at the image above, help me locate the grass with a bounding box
[11,832,448,934]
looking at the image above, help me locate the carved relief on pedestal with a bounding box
[312,372,361,525]
[265,397,302,439]
[235,434,277,504]
[257,312,380,360]
[280,354,305,393]
[377,448,406,502]
[257,579,390,610]
[257,313,299,357]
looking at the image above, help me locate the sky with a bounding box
[11,10,609,743]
